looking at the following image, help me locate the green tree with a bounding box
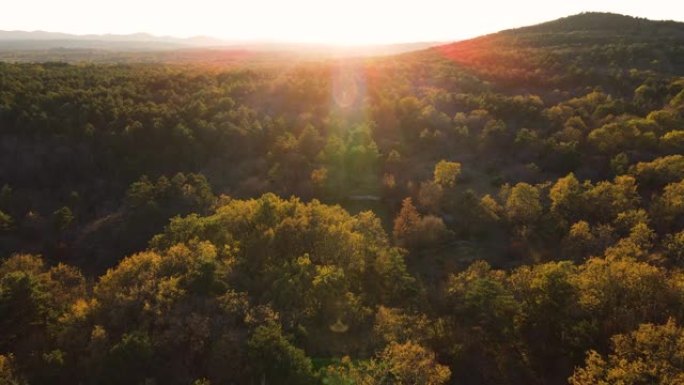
[509,262,585,381]
[572,256,677,345]
[562,221,597,260]
[604,222,656,261]
[0,210,13,231]
[433,160,462,188]
[506,183,543,238]
[152,194,416,347]
[610,152,629,175]
[380,341,451,385]
[584,176,640,222]
[52,206,74,232]
[325,342,450,385]
[247,323,317,385]
[444,261,529,384]
[550,173,583,221]
[652,179,684,231]
[664,231,684,266]
[101,332,154,385]
[631,155,684,188]
[571,319,684,385]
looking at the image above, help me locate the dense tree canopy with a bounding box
[2,11,684,385]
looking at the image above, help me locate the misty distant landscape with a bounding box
[1,9,684,385]
[0,29,439,62]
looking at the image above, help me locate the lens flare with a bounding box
[332,64,364,110]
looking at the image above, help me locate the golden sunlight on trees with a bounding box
[325,342,450,385]
[3,11,684,385]
[433,160,462,188]
[571,319,684,385]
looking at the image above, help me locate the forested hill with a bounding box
[435,12,684,89]
[2,12,684,385]
[514,12,684,34]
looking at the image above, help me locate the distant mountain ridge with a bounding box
[0,30,229,51]
[0,29,439,58]
[0,30,223,45]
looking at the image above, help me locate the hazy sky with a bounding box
[2,0,683,44]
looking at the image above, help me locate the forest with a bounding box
[2,12,684,385]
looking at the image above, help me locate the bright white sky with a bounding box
[2,0,683,45]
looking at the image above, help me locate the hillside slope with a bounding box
[2,12,684,385]
[434,12,684,90]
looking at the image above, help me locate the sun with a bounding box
[202,0,415,46]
